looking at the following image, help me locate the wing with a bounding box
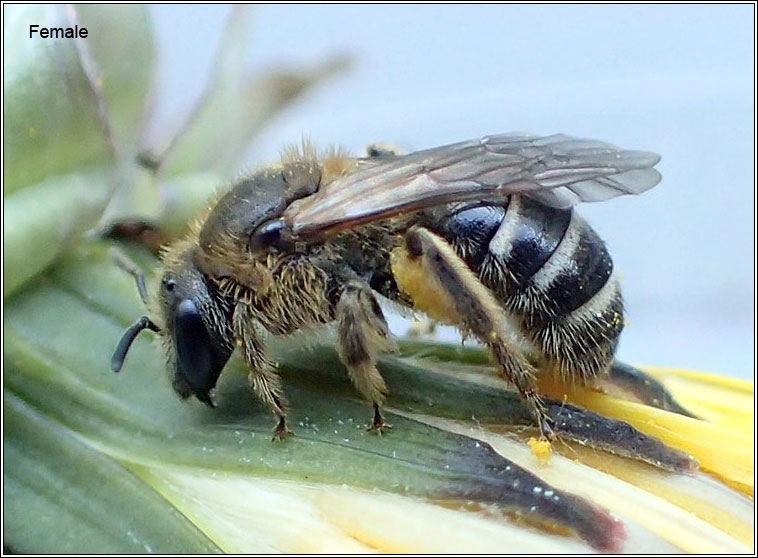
[283,133,662,239]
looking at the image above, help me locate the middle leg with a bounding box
[335,280,395,433]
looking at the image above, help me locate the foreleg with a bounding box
[232,303,289,440]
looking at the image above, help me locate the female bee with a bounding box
[112,133,661,440]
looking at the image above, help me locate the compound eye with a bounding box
[249,219,291,252]
[172,299,219,405]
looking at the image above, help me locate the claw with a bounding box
[537,415,555,442]
[367,421,393,435]
[271,416,292,442]
[368,403,393,435]
[272,427,292,442]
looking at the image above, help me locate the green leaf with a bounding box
[3,393,221,554]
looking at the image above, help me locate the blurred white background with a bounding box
[149,5,754,380]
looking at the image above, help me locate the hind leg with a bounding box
[393,226,553,439]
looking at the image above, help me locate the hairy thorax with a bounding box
[188,214,334,336]
[216,252,335,336]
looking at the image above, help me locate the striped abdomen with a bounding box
[429,195,624,382]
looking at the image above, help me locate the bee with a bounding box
[111,133,661,440]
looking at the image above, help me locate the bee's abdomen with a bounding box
[437,196,577,301]
[435,195,623,382]
[512,212,614,325]
[485,196,573,291]
[435,204,508,268]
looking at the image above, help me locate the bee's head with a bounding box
[111,245,234,407]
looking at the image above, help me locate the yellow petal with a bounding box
[537,368,754,497]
